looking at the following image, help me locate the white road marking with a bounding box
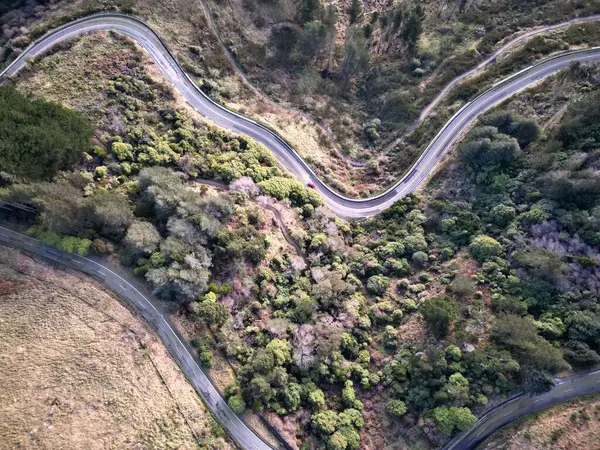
[0,233,8,238]
[73,259,82,265]
[565,388,574,393]
[97,271,106,277]
[533,398,542,404]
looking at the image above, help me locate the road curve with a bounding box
[0,225,277,450]
[418,14,600,122]
[443,368,600,450]
[3,13,600,219]
[2,222,600,450]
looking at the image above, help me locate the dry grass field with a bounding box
[0,245,232,450]
[484,394,600,450]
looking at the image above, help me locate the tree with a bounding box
[459,127,521,169]
[412,251,429,266]
[266,338,292,365]
[366,275,390,295]
[342,381,357,407]
[493,314,566,373]
[339,27,369,88]
[301,0,321,23]
[0,85,92,180]
[348,0,362,24]
[564,341,600,368]
[432,406,477,436]
[489,204,516,227]
[400,5,423,48]
[309,388,326,409]
[191,292,230,328]
[338,426,360,450]
[445,345,462,362]
[566,311,600,345]
[327,431,347,450]
[420,297,458,338]
[469,235,502,262]
[513,248,568,284]
[386,399,408,417]
[383,325,398,349]
[125,221,161,254]
[312,410,339,436]
[90,190,134,239]
[520,366,555,393]
[228,394,246,414]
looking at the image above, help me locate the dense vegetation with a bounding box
[202,0,600,165]
[0,85,92,180]
[2,17,600,449]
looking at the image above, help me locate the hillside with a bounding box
[0,245,231,449]
[4,1,600,196]
[0,2,600,450]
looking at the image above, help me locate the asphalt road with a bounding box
[3,13,600,449]
[443,369,600,449]
[418,14,600,122]
[3,222,600,450]
[0,225,275,450]
[4,14,600,219]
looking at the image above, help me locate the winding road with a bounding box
[2,223,600,450]
[3,14,600,218]
[443,369,600,449]
[3,12,600,450]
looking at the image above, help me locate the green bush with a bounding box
[258,176,323,207]
[469,235,502,262]
[366,275,390,295]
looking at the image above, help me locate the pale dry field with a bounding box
[0,245,231,450]
[484,394,600,450]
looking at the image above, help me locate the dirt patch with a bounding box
[0,245,231,450]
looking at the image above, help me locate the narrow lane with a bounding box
[3,14,600,218]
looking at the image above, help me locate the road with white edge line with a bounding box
[2,224,599,450]
[0,226,273,450]
[2,12,600,450]
[4,14,600,218]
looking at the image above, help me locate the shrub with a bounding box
[469,235,502,262]
[258,176,322,207]
[228,394,246,414]
[420,296,458,338]
[111,141,134,161]
[366,275,390,295]
[386,399,408,417]
[412,251,429,266]
[0,85,92,180]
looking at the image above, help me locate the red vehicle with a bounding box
[306,182,317,190]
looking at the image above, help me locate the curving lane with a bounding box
[0,225,276,450]
[3,14,600,219]
[443,369,600,449]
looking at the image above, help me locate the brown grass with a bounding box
[484,394,600,450]
[0,245,231,450]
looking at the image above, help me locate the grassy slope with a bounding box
[483,394,600,449]
[0,245,231,449]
